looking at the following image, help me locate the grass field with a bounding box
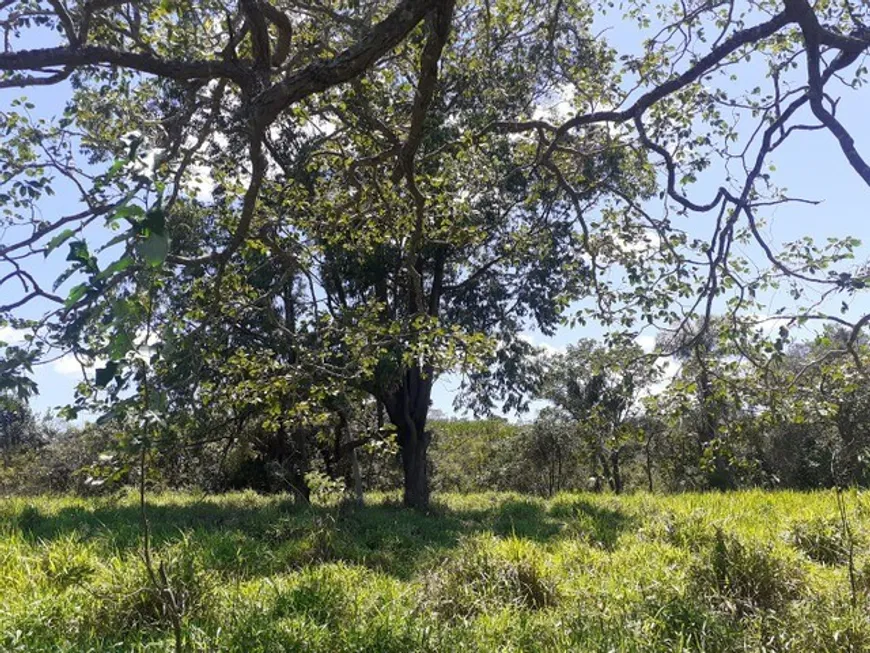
[2,490,870,651]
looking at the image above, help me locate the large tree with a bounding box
[2,0,870,507]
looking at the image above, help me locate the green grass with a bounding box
[2,489,870,651]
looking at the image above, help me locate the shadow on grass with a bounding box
[5,493,637,578]
[548,497,637,549]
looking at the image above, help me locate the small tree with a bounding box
[541,339,661,493]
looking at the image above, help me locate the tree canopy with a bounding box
[1,0,870,507]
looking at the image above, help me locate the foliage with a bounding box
[429,418,524,493]
[2,0,870,509]
[0,395,42,456]
[540,339,662,493]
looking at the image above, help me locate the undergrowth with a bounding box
[1,489,868,651]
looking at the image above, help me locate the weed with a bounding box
[36,534,97,590]
[91,538,214,636]
[642,509,717,551]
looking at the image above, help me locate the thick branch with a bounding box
[251,0,439,127]
[0,46,247,84]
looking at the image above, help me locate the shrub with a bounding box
[420,535,558,620]
[689,529,805,615]
[788,517,854,565]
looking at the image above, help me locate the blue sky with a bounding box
[2,8,870,420]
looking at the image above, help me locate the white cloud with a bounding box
[185,132,230,202]
[636,334,657,353]
[532,83,576,123]
[52,354,86,376]
[128,147,164,179]
[51,353,106,377]
[519,333,566,357]
[641,356,680,398]
[133,329,161,359]
[613,231,662,255]
[0,326,26,345]
[188,164,217,202]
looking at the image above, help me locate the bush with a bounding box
[0,423,122,495]
[689,529,805,615]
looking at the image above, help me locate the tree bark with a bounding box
[695,352,734,491]
[610,449,623,494]
[351,446,364,506]
[400,422,431,508]
[598,448,613,493]
[287,427,311,503]
[382,366,434,509]
[645,434,655,492]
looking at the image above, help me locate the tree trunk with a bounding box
[645,435,654,492]
[350,446,364,506]
[590,451,603,492]
[695,356,734,491]
[610,449,623,494]
[598,448,614,493]
[284,426,310,503]
[400,424,431,509]
[710,454,735,491]
[263,440,310,502]
[381,366,434,510]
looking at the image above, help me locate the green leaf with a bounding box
[107,159,126,176]
[98,231,131,252]
[137,232,170,268]
[66,240,91,265]
[107,205,145,226]
[65,283,89,307]
[52,265,78,292]
[58,406,80,421]
[95,255,135,281]
[109,330,135,359]
[45,229,76,257]
[95,361,120,387]
[143,206,166,236]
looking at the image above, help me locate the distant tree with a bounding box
[0,394,46,461]
[784,327,870,486]
[429,418,521,492]
[541,339,662,493]
[657,320,740,490]
[522,407,585,496]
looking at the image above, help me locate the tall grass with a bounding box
[1,489,869,651]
